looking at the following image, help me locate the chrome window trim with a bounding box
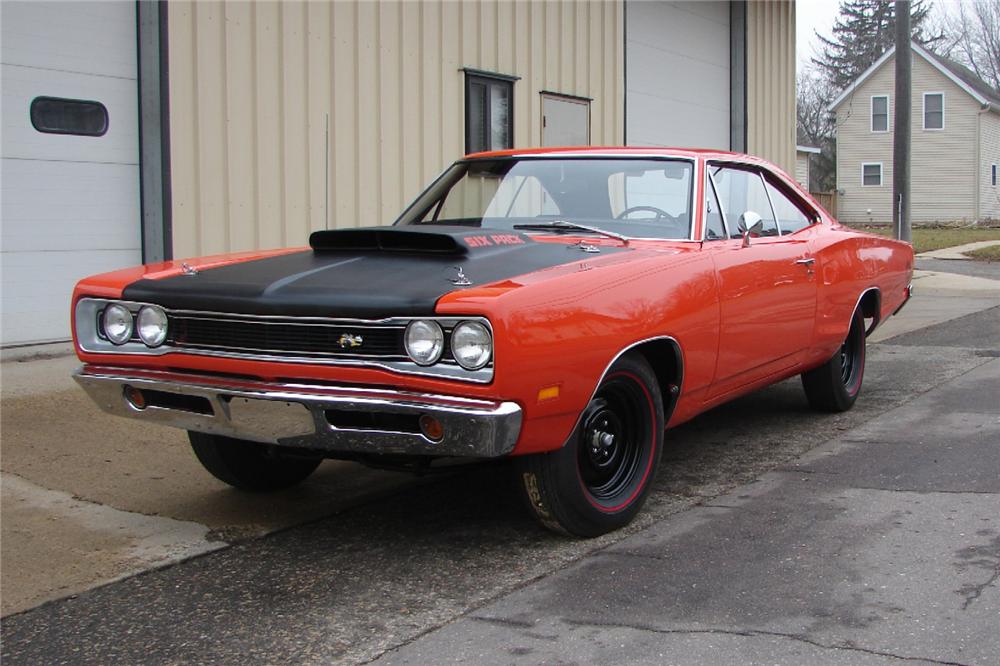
[758,170,782,236]
[703,164,729,241]
[75,298,494,384]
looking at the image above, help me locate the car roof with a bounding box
[464,145,767,163]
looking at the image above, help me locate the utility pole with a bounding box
[893,0,912,242]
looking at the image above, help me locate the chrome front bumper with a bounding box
[73,366,522,458]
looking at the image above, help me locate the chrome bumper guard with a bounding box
[73,366,522,458]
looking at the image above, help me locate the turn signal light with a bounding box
[123,385,146,410]
[419,414,444,442]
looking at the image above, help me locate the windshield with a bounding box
[395,158,694,240]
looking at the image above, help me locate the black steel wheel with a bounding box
[801,306,866,412]
[189,432,321,492]
[515,353,664,537]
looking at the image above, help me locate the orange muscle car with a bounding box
[72,147,913,536]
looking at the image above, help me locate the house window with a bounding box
[862,163,882,187]
[923,93,944,130]
[992,164,997,187]
[30,96,108,137]
[465,71,515,154]
[871,95,889,132]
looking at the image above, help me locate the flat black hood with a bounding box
[122,226,630,318]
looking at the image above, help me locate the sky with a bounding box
[796,0,842,72]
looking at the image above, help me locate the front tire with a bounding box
[801,306,866,412]
[515,353,664,537]
[189,432,321,491]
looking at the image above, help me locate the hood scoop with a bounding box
[310,226,475,255]
[309,226,535,255]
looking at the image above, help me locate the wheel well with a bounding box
[628,338,682,421]
[858,288,881,336]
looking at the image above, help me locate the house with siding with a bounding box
[829,41,1000,225]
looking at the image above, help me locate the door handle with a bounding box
[795,258,816,265]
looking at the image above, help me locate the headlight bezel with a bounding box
[450,320,493,370]
[404,319,446,366]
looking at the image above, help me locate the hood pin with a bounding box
[449,266,473,286]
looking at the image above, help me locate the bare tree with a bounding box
[797,66,837,192]
[937,0,1000,90]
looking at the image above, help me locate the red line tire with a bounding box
[801,306,867,412]
[189,432,321,492]
[515,353,664,537]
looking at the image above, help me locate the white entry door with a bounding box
[1,1,141,346]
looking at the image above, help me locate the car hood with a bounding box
[121,226,632,318]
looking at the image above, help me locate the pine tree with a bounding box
[813,0,941,91]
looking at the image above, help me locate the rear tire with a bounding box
[515,353,664,537]
[801,307,866,412]
[189,432,321,491]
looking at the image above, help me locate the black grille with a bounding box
[167,315,406,359]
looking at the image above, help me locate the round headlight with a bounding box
[405,320,444,366]
[137,305,169,347]
[451,321,492,370]
[102,303,133,345]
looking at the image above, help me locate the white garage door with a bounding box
[1,1,140,346]
[625,0,730,149]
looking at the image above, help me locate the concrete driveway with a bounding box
[1,262,998,664]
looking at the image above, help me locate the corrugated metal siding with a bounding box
[746,0,795,174]
[167,0,624,258]
[834,50,981,225]
[980,111,1000,220]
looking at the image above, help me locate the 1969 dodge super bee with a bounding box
[72,147,913,536]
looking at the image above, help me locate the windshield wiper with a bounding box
[512,220,630,245]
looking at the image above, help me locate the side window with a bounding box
[704,172,726,240]
[765,180,813,234]
[711,165,778,238]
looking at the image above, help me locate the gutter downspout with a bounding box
[976,105,988,222]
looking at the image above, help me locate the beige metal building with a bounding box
[1,0,797,346]
[830,41,1000,226]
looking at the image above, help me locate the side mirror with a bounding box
[738,211,764,247]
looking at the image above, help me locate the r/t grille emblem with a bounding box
[337,333,363,349]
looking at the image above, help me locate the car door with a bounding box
[703,162,818,399]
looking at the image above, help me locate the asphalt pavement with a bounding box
[2,268,999,664]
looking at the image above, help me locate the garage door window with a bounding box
[30,96,108,137]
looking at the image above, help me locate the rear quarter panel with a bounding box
[806,224,913,367]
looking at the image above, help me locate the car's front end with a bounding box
[72,148,705,536]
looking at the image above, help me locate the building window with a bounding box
[871,95,889,132]
[30,96,108,136]
[923,92,944,130]
[540,92,591,147]
[465,71,515,154]
[993,164,997,187]
[862,163,883,187]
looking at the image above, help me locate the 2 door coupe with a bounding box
[72,147,913,536]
